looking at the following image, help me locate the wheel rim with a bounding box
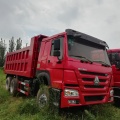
[6,79,9,90]
[39,94,47,108]
[10,81,14,94]
[6,77,11,91]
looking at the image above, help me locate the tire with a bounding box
[10,78,18,96]
[114,97,120,107]
[113,88,120,107]
[6,77,12,91]
[37,85,49,109]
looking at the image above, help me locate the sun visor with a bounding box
[66,29,109,48]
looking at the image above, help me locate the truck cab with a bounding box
[4,29,113,108]
[36,29,113,108]
[107,49,120,103]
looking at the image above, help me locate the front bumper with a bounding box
[60,87,113,108]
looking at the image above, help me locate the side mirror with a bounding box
[53,50,60,57]
[53,38,63,61]
[108,54,112,61]
[54,39,60,50]
[115,53,120,61]
[115,61,120,69]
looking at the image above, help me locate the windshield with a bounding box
[67,35,110,65]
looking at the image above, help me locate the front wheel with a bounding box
[37,85,49,109]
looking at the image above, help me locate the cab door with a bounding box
[46,36,65,89]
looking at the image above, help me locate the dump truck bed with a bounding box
[4,35,47,78]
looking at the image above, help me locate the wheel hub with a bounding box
[10,82,14,93]
[39,94,47,108]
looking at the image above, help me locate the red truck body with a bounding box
[4,29,113,108]
[4,35,47,78]
[107,49,120,100]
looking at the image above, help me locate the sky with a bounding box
[0,0,120,49]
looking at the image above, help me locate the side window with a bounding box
[50,37,63,57]
[108,52,120,65]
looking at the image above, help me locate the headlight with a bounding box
[64,89,79,97]
[110,89,114,96]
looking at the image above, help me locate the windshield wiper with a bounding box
[92,60,110,67]
[69,55,93,64]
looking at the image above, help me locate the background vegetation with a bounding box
[0,37,22,67]
[0,37,120,119]
[0,68,120,120]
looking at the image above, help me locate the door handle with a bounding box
[48,60,50,63]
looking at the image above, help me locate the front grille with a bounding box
[84,85,104,88]
[79,70,108,90]
[80,71,107,76]
[82,78,106,82]
[85,95,104,102]
[65,84,79,87]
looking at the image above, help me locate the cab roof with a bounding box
[66,29,109,48]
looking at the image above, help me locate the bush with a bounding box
[18,98,40,115]
[0,67,6,84]
[0,86,10,103]
[84,109,96,120]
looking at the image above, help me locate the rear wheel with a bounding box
[6,77,12,91]
[10,78,18,96]
[37,85,49,109]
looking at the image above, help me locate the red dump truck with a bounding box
[4,29,113,108]
[107,49,120,104]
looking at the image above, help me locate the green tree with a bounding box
[16,38,22,50]
[0,38,6,67]
[9,37,15,52]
